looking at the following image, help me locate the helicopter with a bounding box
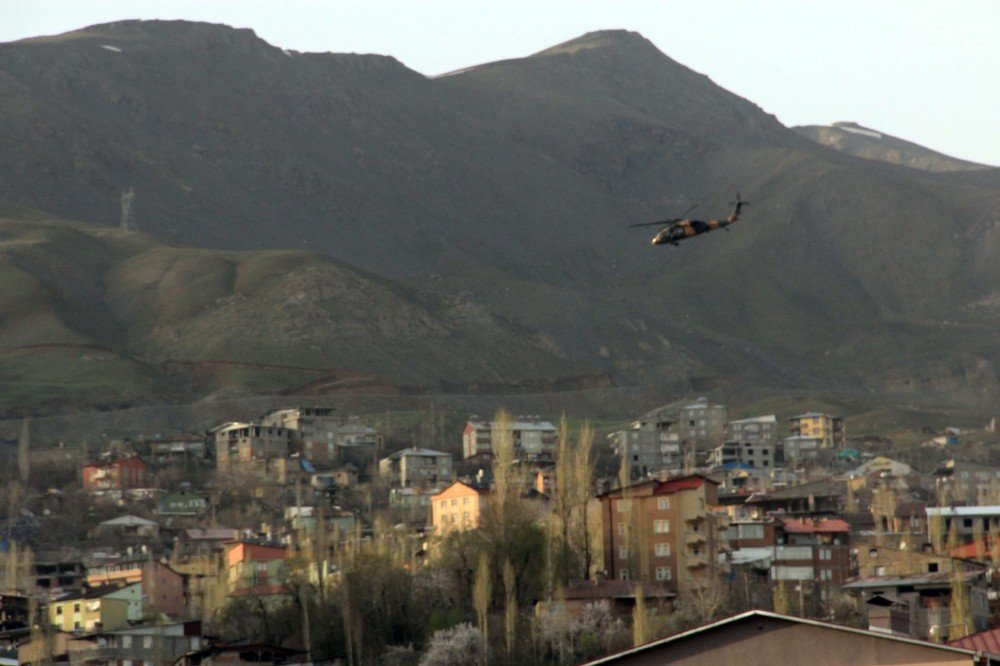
[630,194,749,246]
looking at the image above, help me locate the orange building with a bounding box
[432,481,489,533]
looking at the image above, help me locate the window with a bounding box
[73,603,80,613]
[56,606,63,615]
[617,500,631,513]
[440,501,446,508]
[451,499,458,506]
[463,497,470,505]
[655,542,670,557]
[619,547,629,560]
[143,636,153,649]
[619,569,630,581]
[928,562,939,573]
[618,523,627,535]
[654,519,670,533]
[657,497,670,511]
[655,566,671,581]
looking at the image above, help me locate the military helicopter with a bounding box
[630,194,749,246]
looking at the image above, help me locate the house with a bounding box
[599,474,729,590]
[64,621,206,666]
[781,435,822,461]
[934,460,1000,504]
[86,558,186,620]
[843,569,990,641]
[33,555,85,597]
[579,609,1000,665]
[378,447,453,488]
[224,542,289,592]
[788,412,846,449]
[462,416,557,461]
[81,456,150,494]
[677,397,728,450]
[432,481,490,533]
[741,478,843,518]
[90,515,160,541]
[608,413,681,481]
[157,490,208,516]
[331,416,382,467]
[535,580,675,619]
[48,585,131,632]
[171,640,303,666]
[857,544,985,580]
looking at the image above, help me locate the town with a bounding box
[1,399,999,665]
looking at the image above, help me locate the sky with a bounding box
[2,0,998,166]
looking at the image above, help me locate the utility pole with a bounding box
[120,188,136,232]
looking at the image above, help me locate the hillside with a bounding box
[793,122,994,172]
[0,209,598,413]
[1,22,1000,411]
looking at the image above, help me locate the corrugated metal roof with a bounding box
[949,626,1000,655]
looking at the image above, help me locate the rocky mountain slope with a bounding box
[1,21,999,411]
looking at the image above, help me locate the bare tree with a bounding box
[473,552,491,666]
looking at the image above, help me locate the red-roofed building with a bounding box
[949,626,1000,657]
[225,542,289,591]
[599,475,730,592]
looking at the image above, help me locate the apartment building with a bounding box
[599,474,729,591]
[677,398,728,450]
[211,422,292,472]
[609,415,681,481]
[378,447,453,488]
[788,412,846,449]
[726,414,779,446]
[462,416,557,461]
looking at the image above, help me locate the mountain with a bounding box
[793,121,994,172]
[0,207,599,413]
[1,21,999,412]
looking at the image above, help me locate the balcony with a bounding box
[685,554,709,569]
[684,514,706,524]
[685,532,707,546]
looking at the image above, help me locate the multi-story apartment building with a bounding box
[677,398,728,450]
[609,415,681,481]
[432,481,490,533]
[726,415,778,446]
[462,417,557,461]
[708,440,774,470]
[925,505,1000,546]
[599,474,729,590]
[378,447,453,488]
[788,412,845,449]
[86,558,186,620]
[48,585,131,632]
[211,422,292,472]
[259,407,341,466]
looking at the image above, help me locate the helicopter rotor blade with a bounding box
[629,219,679,228]
[680,204,698,218]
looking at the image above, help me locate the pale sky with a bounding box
[2,0,998,166]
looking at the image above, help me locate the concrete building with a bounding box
[726,414,778,446]
[211,422,292,472]
[677,398,728,450]
[81,456,150,494]
[48,586,130,632]
[86,558,186,620]
[781,435,822,461]
[788,412,845,449]
[462,417,557,461]
[609,415,681,481]
[599,475,730,590]
[708,440,774,470]
[259,407,340,466]
[925,505,1000,546]
[378,447,453,488]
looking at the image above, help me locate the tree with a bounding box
[473,552,491,666]
[419,623,482,666]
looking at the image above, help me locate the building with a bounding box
[677,398,728,450]
[726,415,779,446]
[579,609,1000,665]
[432,481,490,533]
[844,569,990,641]
[211,422,293,473]
[90,515,160,541]
[81,456,149,494]
[63,621,206,666]
[788,412,845,449]
[608,415,681,481]
[599,475,729,590]
[225,542,289,592]
[740,479,843,518]
[462,417,557,461]
[86,558,186,620]
[259,407,340,466]
[378,447,453,488]
[925,505,1000,546]
[146,435,207,464]
[48,586,131,632]
[781,435,822,461]
[708,441,773,470]
[157,490,208,516]
[332,416,382,467]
